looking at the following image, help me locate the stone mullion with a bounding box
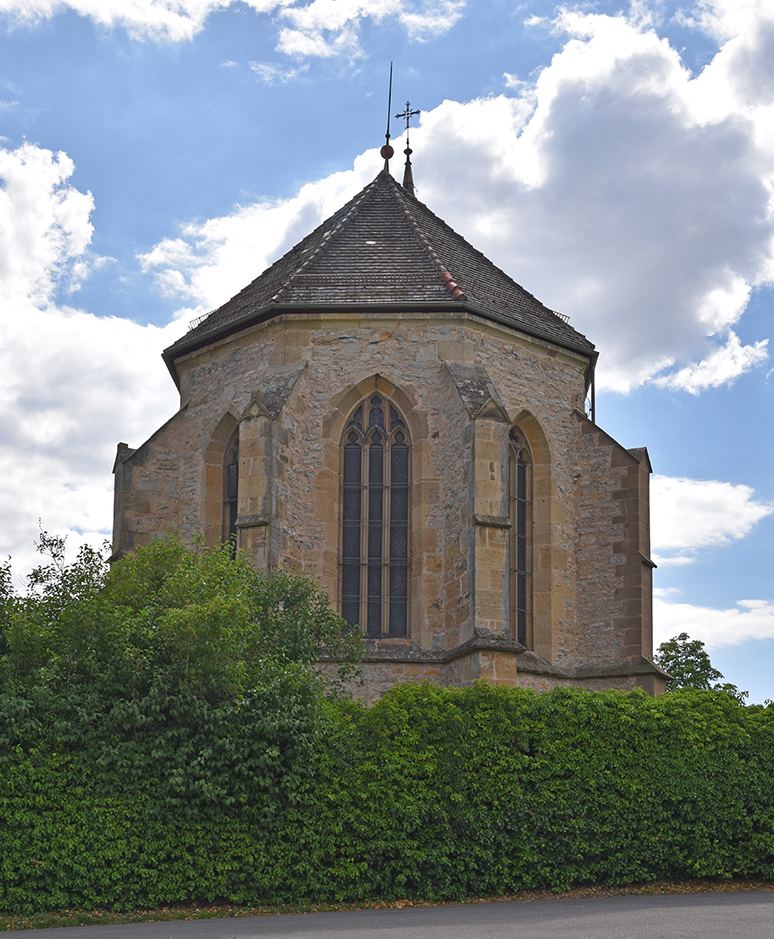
[508,449,533,647]
[359,435,369,634]
[381,440,391,637]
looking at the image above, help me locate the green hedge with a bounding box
[3,537,773,910]
[3,682,774,912]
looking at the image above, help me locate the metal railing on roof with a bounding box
[184,275,573,332]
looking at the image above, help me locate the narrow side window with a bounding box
[223,430,239,551]
[509,426,533,646]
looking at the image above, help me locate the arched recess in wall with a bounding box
[510,411,553,661]
[509,425,532,647]
[340,392,411,639]
[203,412,239,549]
[322,374,427,643]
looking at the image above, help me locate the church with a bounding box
[112,145,666,699]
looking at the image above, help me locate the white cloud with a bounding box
[650,469,774,656]
[249,60,309,83]
[0,0,233,42]
[650,474,774,562]
[0,144,94,305]
[138,3,774,393]
[0,0,464,53]
[0,142,179,581]
[654,593,774,648]
[399,0,464,40]
[502,72,525,91]
[678,0,772,46]
[140,155,378,310]
[656,331,769,393]
[414,3,774,392]
[274,0,463,59]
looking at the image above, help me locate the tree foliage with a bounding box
[655,632,748,703]
[2,530,361,697]
[0,532,362,826]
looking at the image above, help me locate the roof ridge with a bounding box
[403,186,556,316]
[183,184,373,336]
[271,176,378,305]
[384,175,466,301]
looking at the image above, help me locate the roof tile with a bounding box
[165,171,594,364]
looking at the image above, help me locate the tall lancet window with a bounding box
[509,427,533,646]
[223,431,239,551]
[340,395,410,637]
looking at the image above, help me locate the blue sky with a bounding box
[1,0,773,700]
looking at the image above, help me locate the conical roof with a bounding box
[163,170,594,377]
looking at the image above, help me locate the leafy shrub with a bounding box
[0,533,360,829]
[2,541,774,911]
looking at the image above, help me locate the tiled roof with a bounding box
[163,170,595,369]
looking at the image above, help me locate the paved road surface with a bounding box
[19,891,774,938]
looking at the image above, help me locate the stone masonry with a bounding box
[113,170,666,699]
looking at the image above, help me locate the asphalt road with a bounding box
[19,891,774,938]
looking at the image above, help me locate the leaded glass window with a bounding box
[340,395,410,637]
[223,431,239,552]
[509,427,532,646]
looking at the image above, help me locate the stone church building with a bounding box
[113,164,666,698]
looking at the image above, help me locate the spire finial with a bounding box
[379,62,395,173]
[395,99,420,195]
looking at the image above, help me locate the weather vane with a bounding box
[380,62,395,172]
[395,100,421,195]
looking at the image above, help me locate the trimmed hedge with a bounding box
[3,537,773,910]
[3,682,774,912]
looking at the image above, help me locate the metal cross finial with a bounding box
[395,101,421,133]
[395,100,420,196]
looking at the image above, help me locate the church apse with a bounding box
[113,167,667,698]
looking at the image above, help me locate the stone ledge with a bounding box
[357,634,527,665]
[236,514,269,529]
[474,513,511,529]
[520,654,671,682]
[352,640,670,683]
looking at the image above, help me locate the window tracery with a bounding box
[340,394,410,637]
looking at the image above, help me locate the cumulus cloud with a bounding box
[0,142,179,580]
[0,0,231,42]
[416,3,774,391]
[654,593,774,648]
[650,474,774,565]
[650,469,774,649]
[0,144,94,305]
[0,0,463,54]
[137,2,774,393]
[277,0,399,58]
[656,331,769,393]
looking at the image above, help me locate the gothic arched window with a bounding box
[340,394,410,637]
[509,427,532,646]
[223,431,239,550]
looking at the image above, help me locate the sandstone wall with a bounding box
[114,308,664,697]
